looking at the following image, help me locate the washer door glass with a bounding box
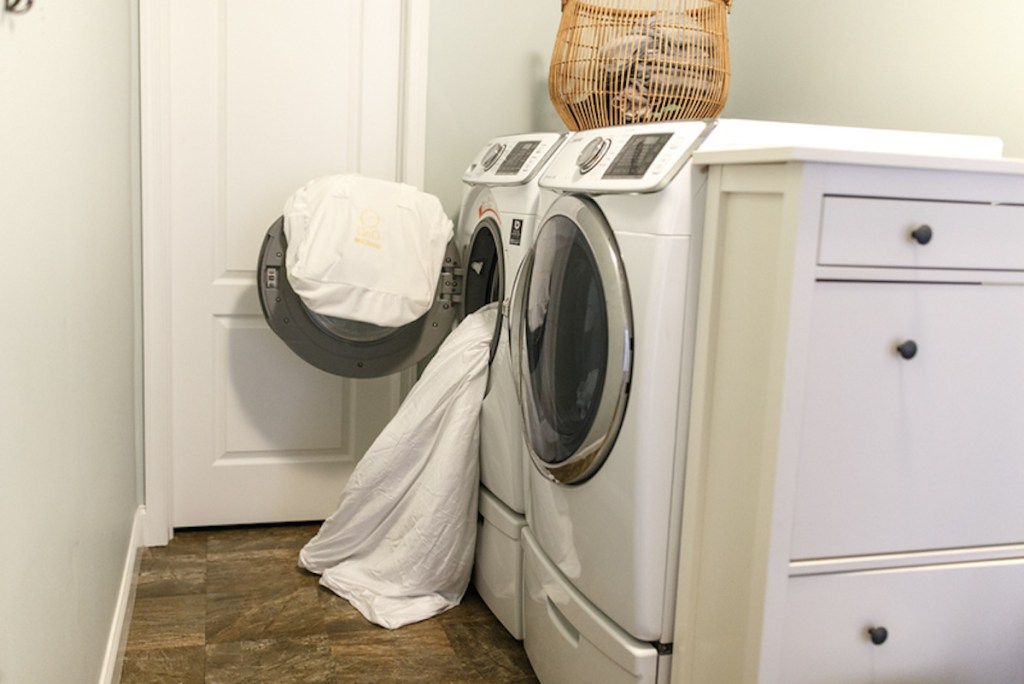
[519,195,632,484]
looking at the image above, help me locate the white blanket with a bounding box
[283,174,453,327]
[298,305,496,628]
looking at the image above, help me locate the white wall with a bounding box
[424,0,566,218]
[722,0,1024,157]
[423,0,1024,218]
[0,2,140,682]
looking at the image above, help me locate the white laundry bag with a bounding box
[298,305,497,629]
[283,174,453,327]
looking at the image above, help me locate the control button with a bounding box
[577,137,611,174]
[481,143,505,171]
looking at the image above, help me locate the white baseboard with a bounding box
[99,505,145,684]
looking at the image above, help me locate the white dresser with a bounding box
[671,148,1024,683]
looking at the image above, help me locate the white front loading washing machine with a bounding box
[257,136,566,639]
[513,119,1005,684]
[457,132,569,640]
[515,121,713,684]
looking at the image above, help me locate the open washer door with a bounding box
[258,215,503,378]
[517,194,633,485]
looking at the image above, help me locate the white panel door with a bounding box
[154,0,410,527]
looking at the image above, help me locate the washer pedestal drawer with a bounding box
[475,487,526,640]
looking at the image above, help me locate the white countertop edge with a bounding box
[692,146,1024,175]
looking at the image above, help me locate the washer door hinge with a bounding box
[439,263,465,305]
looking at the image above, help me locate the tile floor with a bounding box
[119,523,538,683]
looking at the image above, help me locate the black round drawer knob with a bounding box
[910,224,933,245]
[868,626,889,645]
[896,340,918,360]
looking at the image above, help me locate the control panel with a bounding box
[463,132,569,186]
[539,121,711,194]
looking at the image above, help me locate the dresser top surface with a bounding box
[693,146,1024,176]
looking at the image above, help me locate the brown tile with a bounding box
[206,635,337,684]
[206,582,325,643]
[435,586,499,625]
[122,524,536,682]
[124,594,206,651]
[319,586,378,634]
[206,523,320,558]
[205,548,308,597]
[136,553,206,599]
[329,619,473,683]
[119,645,205,683]
[145,529,209,560]
[443,619,538,683]
[205,538,327,643]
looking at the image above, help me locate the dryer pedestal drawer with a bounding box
[522,530,663,684]
[791,280,1024,559]
[780,560,1024,684]
[819,197,1024,270]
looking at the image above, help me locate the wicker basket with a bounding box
[550,0,732,130]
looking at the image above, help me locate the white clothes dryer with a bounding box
[513,119,1004,684]
[458,132,569,640]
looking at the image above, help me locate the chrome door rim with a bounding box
[257,215,461,378]
[519,194,633,484]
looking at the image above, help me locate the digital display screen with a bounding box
[603,134,672,178]
[496,140,540,175]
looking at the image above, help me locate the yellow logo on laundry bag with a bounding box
[355,208,382,249]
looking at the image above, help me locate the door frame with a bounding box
[140,0,431,545]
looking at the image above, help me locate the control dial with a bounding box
[481,143,505,171]
[577,136,611,174]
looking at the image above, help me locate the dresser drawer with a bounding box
[780,559,1024,683]
[791,281,1024,559]
[819,197,1024,270]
